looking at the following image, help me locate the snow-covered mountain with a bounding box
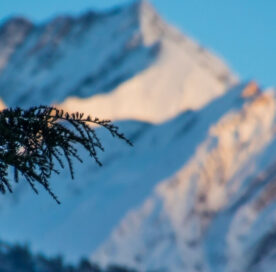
[0,0,236,122]
[0,1,275,272]
[93,83,276,272]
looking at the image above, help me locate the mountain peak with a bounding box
[134,0,154,10]
[127,0,167,46]
[0,0,236,123]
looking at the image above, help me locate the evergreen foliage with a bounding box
[0,105,132,203]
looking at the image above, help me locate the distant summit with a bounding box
[0,0,237,122]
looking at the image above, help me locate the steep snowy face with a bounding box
[93,86,276,272]
[59,1,237,123]
[0,1,236,122]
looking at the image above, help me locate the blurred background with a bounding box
[0,1,275,272]
[1,0,275,86]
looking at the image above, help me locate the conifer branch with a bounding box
[0,105,132,204]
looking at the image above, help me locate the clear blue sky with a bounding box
[0,0,275,87]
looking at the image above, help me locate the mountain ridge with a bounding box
[93,85,276,272]
[0,0,237,122]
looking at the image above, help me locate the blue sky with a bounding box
[0,0,275,87]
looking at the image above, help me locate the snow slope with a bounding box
[0,0,236,123]
[0,81,243,260]
[93,85,276,272]
[1,81,276,272]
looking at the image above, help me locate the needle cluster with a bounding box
[0,106,132,203]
